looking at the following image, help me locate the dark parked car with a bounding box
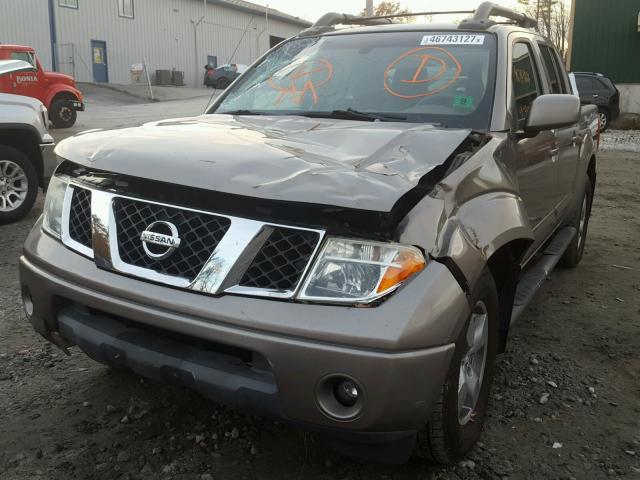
[203,63,248,89]
[571,72,620,131]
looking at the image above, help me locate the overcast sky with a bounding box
[263,0,522,22]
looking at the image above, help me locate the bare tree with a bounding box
[359,1,414,23]
[517,0,570,56]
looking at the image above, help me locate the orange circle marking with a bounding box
[384,47,462,99]
[268,59,334,106]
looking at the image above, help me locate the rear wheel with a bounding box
[50,99,77,128]
[418,268,499,463]
[559,178,593,268]
[0,146,38,225]
[598,108,610,132]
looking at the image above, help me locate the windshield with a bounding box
[211,31,497,129]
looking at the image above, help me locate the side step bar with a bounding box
[510,226,576,325]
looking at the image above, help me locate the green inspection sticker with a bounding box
[453,95,474,109]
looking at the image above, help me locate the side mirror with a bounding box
[524,94,581,134]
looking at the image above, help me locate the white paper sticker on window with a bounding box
[420,34,486,46]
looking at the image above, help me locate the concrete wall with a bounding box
[617,84,640,115]
[0,0,307,87]
[0,0,53,69]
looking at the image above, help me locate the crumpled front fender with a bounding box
[397,135,534,291]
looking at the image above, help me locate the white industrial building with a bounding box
[0,0,310,87]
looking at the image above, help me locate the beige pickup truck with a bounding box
[20,2,597,463]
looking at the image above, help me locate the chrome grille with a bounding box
[113,198,231,281]
[60,183,324,297]
[240,228,320,291]
[68,187,92,248]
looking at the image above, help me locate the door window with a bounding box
[575,76,594,93]
[9,52,36,68]
[512,42,542,128]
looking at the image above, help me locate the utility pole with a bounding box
[193,0,207,88]
[366,0,373,16]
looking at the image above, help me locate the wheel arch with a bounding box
[587,154,597,194]
[0,128,44,187]
[45,87,80,108]
[485,238,532,353]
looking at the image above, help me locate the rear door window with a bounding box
[595,78,611,91]
[550,48,569,93]
[575,76,595,93]
[512,41,542,127]
[539,44,561,93]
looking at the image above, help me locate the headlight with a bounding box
[42,174,70,238]
[298,238,426,304]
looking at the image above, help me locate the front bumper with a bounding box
[20,219,469,446]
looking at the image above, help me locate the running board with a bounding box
[510,226,576,325]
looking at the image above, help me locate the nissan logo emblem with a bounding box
[140,221,181,260]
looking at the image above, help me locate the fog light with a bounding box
[316,375,364,420]
[22,287,34,318]
[334,380,359,407]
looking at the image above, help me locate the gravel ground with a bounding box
[600,130,640,153]
[0,150,639,480]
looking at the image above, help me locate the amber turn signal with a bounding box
[377,249,426,293]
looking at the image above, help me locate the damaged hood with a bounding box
[57,114,471,212]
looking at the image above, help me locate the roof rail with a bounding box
[459,2,537,30]
[301,10,474,35]
[312,13,393,28]
[301,3,536,36]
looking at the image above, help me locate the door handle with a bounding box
[592,94,599,98]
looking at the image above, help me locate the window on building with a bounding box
[118,0,134,18]
[10,52,36,68]
[59,0,78,8]
[512,42,542,127]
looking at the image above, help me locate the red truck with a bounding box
[0,45,84,128]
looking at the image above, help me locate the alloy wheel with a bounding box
[577,194,588,250]
[0,160,28,212]
[598,112,608,130]
[60,106,73,122]
[458,300,489,426]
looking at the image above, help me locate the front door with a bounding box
[91,40,108,83]
[8,51,42,101]
[511,40,559,248]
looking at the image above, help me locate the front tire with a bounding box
[418,268,499,463]
[216,77,230,89]
[0,146,38,225]
[50,99,77,128]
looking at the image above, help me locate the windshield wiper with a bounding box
[300,108,407,122]
[217,109,265,115]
